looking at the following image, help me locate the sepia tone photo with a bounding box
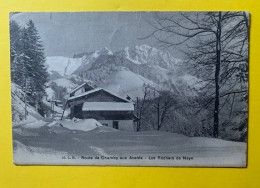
[10,12,249,166]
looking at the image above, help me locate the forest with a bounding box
[135,12,249,142]
[10,20,49,117]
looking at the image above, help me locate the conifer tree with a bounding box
[18,20,48,105]
[22,20,48,96]
[10,19,49,115]
[10,20,22,85]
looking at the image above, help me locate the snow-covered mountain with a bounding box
[45,45,201,99]
[123,44,181,68]
[45,56,82,77]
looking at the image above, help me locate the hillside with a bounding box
[45,56,83,77]
[98,69,157,98]
[44,45,205,134]
[45,45,201,99]
[11,83,49,126]
[11,82,65,124]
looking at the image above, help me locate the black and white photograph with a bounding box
[10,12,249,166]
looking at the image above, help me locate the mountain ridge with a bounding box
[45,44,201,99]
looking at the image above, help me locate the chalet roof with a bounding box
[82,102,134,111]
[69,82,94,94]
[68,88,102,100]
[67,88,129,102]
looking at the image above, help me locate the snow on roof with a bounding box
[68,88,102,100]
[69,83,86,94]
[69,82,94,94]
[102,88,129,102]
[68,88,129,102]
[82,102,134,111]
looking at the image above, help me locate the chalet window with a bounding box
[72,104,83,119]
[82,111,133,120]
[113,121,119,129]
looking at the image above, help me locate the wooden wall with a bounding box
[82,111,133,120]
[68,90,127,107]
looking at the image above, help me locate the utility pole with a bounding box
[51,96,54,119]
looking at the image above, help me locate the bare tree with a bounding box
[144,12,249,138]
[135,84,150,131]
[152,88,174,131]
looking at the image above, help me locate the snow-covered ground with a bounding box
[11,83,52,126]
[13,119,247,167]
[48,119,103,132]
[51,77,78,91]
[100,70,157,99]
[45,87,55,101]
[45,56,83,76]
[42,100,65,114]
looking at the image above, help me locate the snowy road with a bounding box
[12,122,247,166]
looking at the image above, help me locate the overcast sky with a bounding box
[11,12,184,58]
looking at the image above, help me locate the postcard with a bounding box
[10,12,248,166]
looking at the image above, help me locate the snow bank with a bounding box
[50,119,103,132]
[13,140,68,165]
[20,120,47,129]
[13,129,246,166]
[89,126,119,133]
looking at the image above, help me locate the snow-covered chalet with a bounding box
[65,82,137,131]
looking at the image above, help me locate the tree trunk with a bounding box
[24,78,27,120]
[136,97,140,132]
[213,12,222,138]
[157,100,160,130]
